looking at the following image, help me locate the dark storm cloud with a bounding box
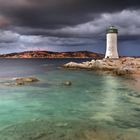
[0,0,140,30]
[48,9,140,39]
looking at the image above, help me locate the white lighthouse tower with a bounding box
[105,26,119,59]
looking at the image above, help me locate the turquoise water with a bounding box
[0,59,139,140]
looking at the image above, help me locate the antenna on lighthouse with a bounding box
[105,26,119,59]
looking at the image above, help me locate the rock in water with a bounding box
[15,80,25,86]
[64,81,72,86]
[15,77,39,83]
[14,77,39,86]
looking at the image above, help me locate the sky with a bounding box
[0,0,140,56]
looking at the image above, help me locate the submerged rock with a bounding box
[14,77,39,86]
[15,80,25,86]
[2,77,40,86]
[63,81,72,86]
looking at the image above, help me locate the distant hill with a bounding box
[0,51,104,59]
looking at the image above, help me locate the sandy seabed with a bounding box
[0,119,139,140]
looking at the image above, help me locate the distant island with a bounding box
[0,51,104,59]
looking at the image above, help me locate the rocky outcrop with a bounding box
[63,57,140,76]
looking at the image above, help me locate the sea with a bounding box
[0,58,139,140]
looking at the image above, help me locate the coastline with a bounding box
[63,57,140,91]
[63,57,140,75]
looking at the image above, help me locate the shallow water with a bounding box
[0,59,139,140]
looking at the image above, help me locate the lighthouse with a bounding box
[105,26,119,59]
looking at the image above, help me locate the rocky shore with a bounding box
[63,57,140,76]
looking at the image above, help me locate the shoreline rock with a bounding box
[63,57,140,76]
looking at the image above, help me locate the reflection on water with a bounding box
[0,59,139,140]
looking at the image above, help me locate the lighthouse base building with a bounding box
[105,26,119,59]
